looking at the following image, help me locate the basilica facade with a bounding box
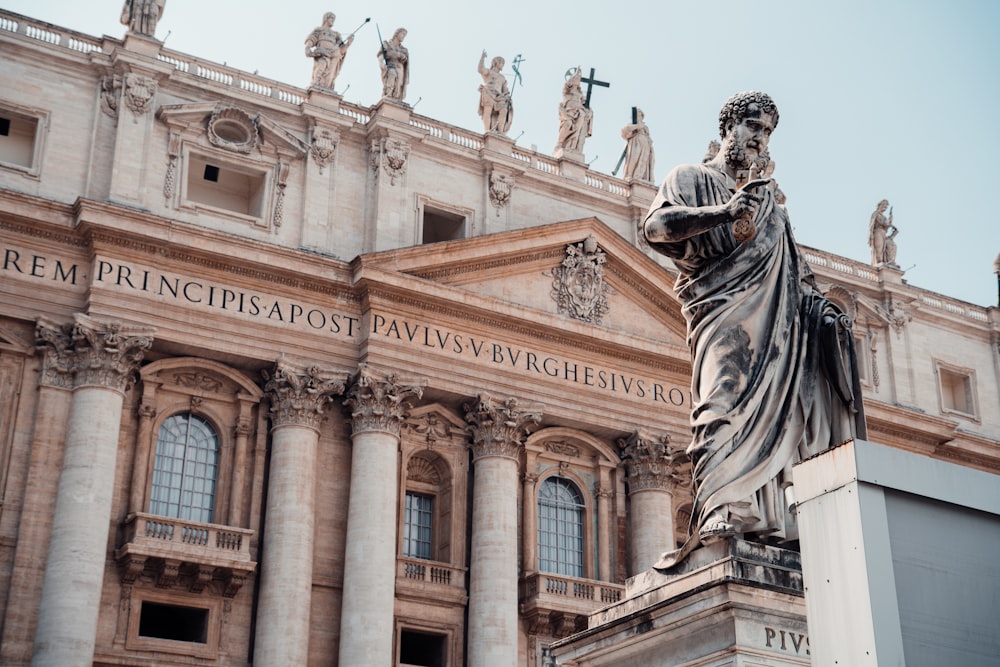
[0,9,997,667]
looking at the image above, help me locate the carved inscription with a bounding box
[764,626,810,655]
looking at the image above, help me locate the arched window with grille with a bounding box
[537,477,585,577]
[149,413,220,523]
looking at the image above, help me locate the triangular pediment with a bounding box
[356,218,687,350]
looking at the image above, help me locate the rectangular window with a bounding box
[0,110,41,171]
[138,601,209,643]
[403,492,434,559]
[422,207,465,244]
[939,366,976,417]
[186,154,266,218]
[399,629,446,667]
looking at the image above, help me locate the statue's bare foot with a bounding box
[699,514,737,543]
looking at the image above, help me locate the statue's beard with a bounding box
[725,140,770,173]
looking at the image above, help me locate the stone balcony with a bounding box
[394,557,468,606]
[519,572,625,638]
[115,512,256,598]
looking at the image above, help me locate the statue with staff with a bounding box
[377,26,409,101]
[305,13,369,91]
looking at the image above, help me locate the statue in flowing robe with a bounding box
[478,51,513,134]
[621,108,654,181]
[643,91,867,569]
[378,28,409,101]
[305,12,354,91]
[555,68,592,153]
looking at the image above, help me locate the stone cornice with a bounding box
[35,314,153,392]
[344,364,424,437]
[464,393,541,462]
[263,360,347,431]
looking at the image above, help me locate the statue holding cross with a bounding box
[555,67,606,156]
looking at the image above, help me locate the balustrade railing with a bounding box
[396,557,466,590]
[519,572,623,612]
[120,512,254,564]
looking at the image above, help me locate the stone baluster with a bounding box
[465,393,541,667]
[338,365,423,667]
[619,430,689,575]
[253,362,346,667]
[31,315,153,667]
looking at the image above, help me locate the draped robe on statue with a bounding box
[645,163,867,569]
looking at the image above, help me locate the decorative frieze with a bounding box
[35,314,153,392]
[464,393,541,462]
[344,364,424,436]
[619,430,690,492]
[263,361,346,431]
[547,235,612,325]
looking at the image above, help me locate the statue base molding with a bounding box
[550,539,811,666]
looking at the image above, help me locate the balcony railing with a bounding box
[519,571,623,613]
[115,512,256,597]
[395,556,467,604]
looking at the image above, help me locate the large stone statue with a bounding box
[555,68,593,154]
[620,108,655,181]
[378,28,409,101]
[868,199,898,267]
[478,51,513,134]
[642,91,867,568]
[120,0,165,38]
[305,12,354,91]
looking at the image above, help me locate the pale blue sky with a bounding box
[6,0,999,306]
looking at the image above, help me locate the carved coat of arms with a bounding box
[548,235,612,325]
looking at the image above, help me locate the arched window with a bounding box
[149,413,220,523]
[538,477,585,577]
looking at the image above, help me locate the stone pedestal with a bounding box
[551,540,811,666]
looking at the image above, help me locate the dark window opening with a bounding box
[0,117,9,136]
[203,164,220,182]
[422,208,464,244]
[399,629,446,667]
[138,601,209,643]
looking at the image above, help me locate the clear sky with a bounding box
[6,0,1000,307]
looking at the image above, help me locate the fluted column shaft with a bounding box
[32,315,152,667]
[254,363,345,667]
[338,367,422,667]
[465,394,540,667]
[619,431,688,575]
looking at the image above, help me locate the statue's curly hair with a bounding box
[718,91,779,138]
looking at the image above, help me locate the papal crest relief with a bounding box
[546,235,612,325]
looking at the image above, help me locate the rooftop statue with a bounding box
[477,51,513,134]
[555,68,592,154]
[643,91,867,568]
[620,108,655,182]
[378,27,409,101]
[120,0,165,38]
[304,12,355,91]
[868,199,899,267]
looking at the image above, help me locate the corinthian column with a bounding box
[619,430,689,575]
[254,362,346,667]
[465,393,541,667]
[338,365,423,667]
[32,315,153,667]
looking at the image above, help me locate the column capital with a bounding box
[35,314,153,392]
[344,364,424,436]
[464,393,541,462]
[264,360,347,431]
[618,430,690,492]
